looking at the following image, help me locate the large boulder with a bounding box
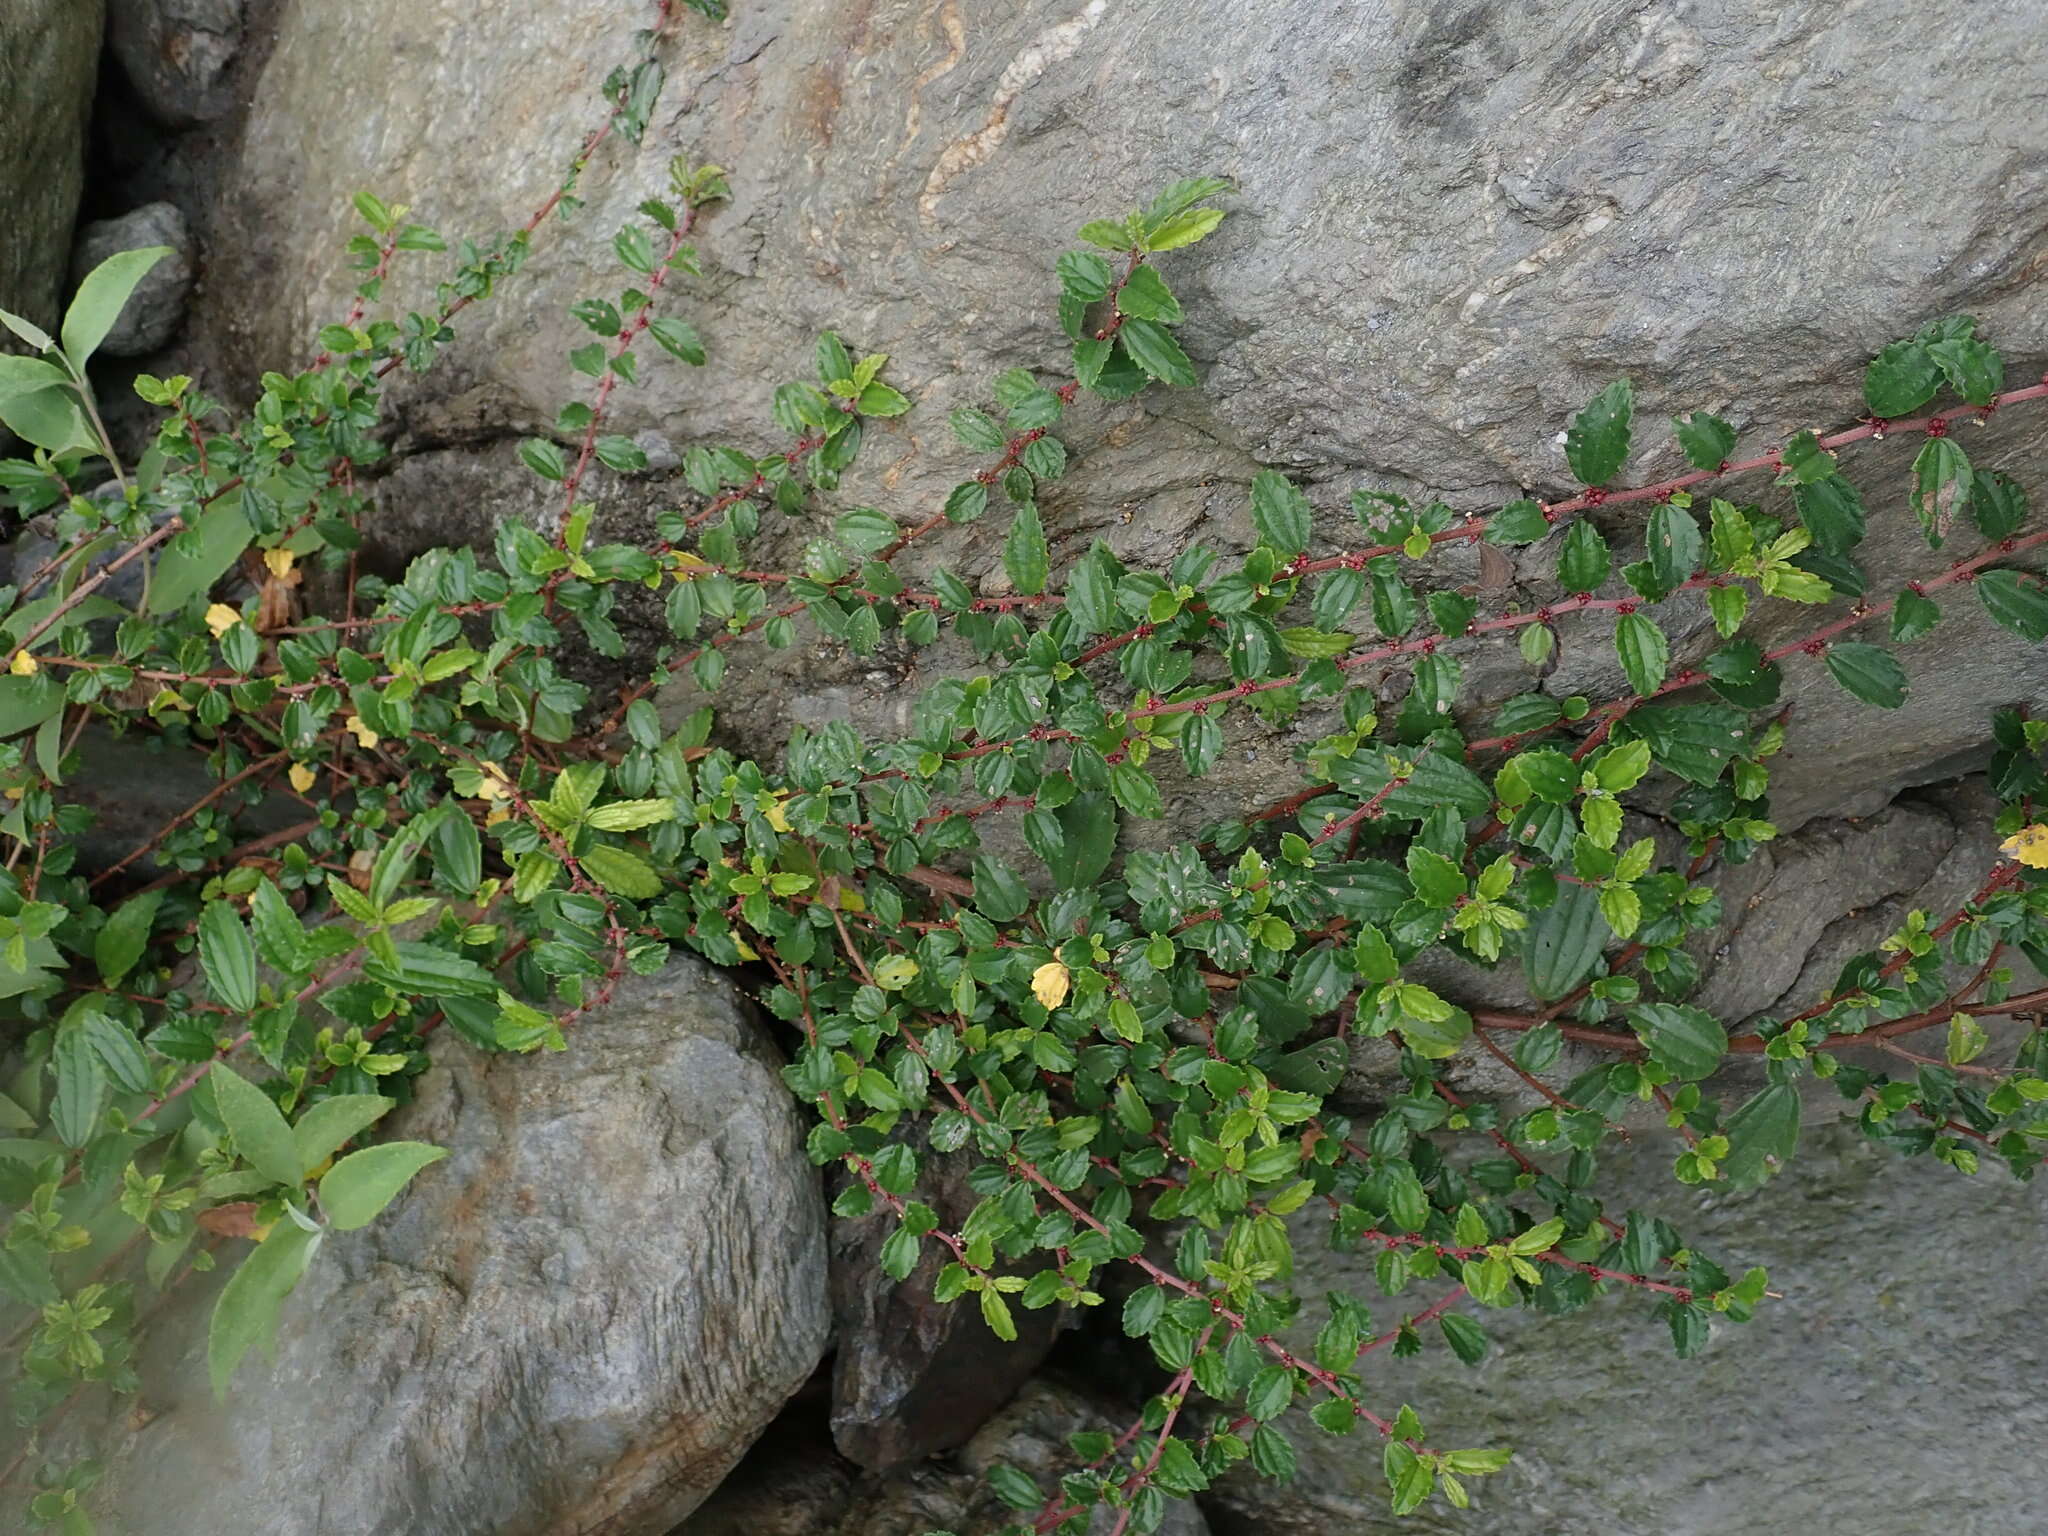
[192,0,2048,828]
[44,959,830,1536]
[0,2,103,335]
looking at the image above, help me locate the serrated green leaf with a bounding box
[1864,338,1940,417]
[199,900,258,1013]
[1614,611,1669,695]
[1976,569,2048,643]
[1824,642,1907,709]
[1250,469,1312,555]
[1556,520,1611,593]
[1926,336,2002,405]
[95,889,163,988]
[1565,379,1633,487]
[1646,502,1701,591]
[1118,318,1197,388]
[1003,504,1050,596]
[1673,411,1735,472]
[579,843,664,900]
[1793,474,1866,555]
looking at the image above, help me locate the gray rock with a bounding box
[194,0,2048,837]
[679,1379,1213,1536]
[1204,1119,2048,1536]
[829,1129,1062,1469]
[0,2,101,337]
[108,0,245,126]
[48,960,831,1536]
[70,203,197,356]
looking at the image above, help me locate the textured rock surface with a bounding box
[191,0,2048,830]
[829,1129,1063,1469]
[0,1,103,334]
[48,961,830,1536]
[71,202,198,356]
[679,1378,1213,1536]
[1205,1119,2048,1536]
[109,0,247,126]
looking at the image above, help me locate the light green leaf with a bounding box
[318,1141,449,1230]
[145,502,255,615]
[211,1065,303,1189]
[208,1220,320,1398]
[291,1095,395,1177]
[578,843,664,900]
[95,888,164,987]
[1250,469,1312,556]
[63,246,172,366]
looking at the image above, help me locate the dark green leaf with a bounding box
[1002,504,1050,595]
[1487,499,1550,545]
[1890,588,1942,644]
[1926,336,2002,405]
[1250,470,1312,556]
[1524,881,1604,1002]
[1646,502,1701,591]
[1118,318,1197,388]
[1793,474,1866,555]
[94,889,163,988]
[1614,612,1669,695]
[1864,338,1940,417]
[1976,569,2048,644]
[1556,520,1611,593]
[1673,411,1734,472]
[1565,379,1633,487]
[1824,642,1907,709]
[1721,1081,1800,1187]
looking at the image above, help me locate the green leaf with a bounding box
[51,1021,107,1148]
[211,1065,304,1189]
[585,799,676,831]
[1824,642,1907,709]
[317,1140,448,1229]
[84,1011,153,1095]
[145,502,256,616]
[1077,218,1134,250]
[1045,792,1116,890]
[248,878,312,975]
[1115,264,1183,323]
[1971,470,2028,540]
[1776,429,1836,486]
[199,900,258,1013]
[1311,567,1365,630]
[1632,1003,1727,1080]
[291,1095,394,1177]
[979,1283,1018,1342]
[579,843,664,900]
[1065,544,1117,636]
[1400,1004,1473,1060]
[1721,1081,1800,1187]
[1002,504,1050,595]
[1439,1313,1488,1365]
[1565,379,1633,487]
[835,506,900,555]
[62,246,171,366]
[1890,588,1941,644]
[208,1220,319,1398]
[1673,411,1734,472]
[1616,703,1747,787]
[1250,470,1312,556]
[95,889,164,988]
[1556,520,1610,593]
[1055,250,1113,301]
[1524,880,1603,1002]
[1976,569,2048,644]
[1614,612,1669,695]
[1646,502,1701,592]
[362,942,499,999]
[1926,336,2002,405]
[1246,1363,1293,1421]
[1909,438,1972,544]
[518,437,568,482]
[1118,318,1197,388]
[1792,474,1866,555]
[1487,499,1550,545]
[949,407,1007,451]
[1144,207,1226,251]
[1864,338,1940,417]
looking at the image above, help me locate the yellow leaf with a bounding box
[8,650,35,676]
[1032,961,1071,1011]
[288,763,317,794]
[764,793,791,833]
[484,805,511,827]
[474,760,511,802]
[344,714,380,750]
[204,602,243,637]
[263,547,296,579]
[1999,823,2048,870]
[671,551,712,581]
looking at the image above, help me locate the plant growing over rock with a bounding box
[2,5,2047,1531]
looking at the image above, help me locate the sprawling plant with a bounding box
[1,6,2046,1531]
